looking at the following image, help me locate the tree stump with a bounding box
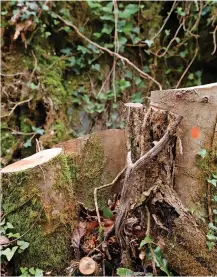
[115,84,217,275]
[1,130,126,274]
[1,149,77,274]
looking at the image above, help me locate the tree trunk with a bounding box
[115,84,217,275]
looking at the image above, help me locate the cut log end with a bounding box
[79,257,97,275]
[0,148,62,173]
[124,102,143,108]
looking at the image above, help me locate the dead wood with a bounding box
[115,96,217,275]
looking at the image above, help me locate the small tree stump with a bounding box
[1,148,77,274]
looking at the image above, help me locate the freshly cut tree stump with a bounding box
[151,83,217,216]
[1,130,127,274]
[115,84,217,275]
[55,129,127,209]
[1,148,77,274]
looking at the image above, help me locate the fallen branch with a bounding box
[54,13,162,90]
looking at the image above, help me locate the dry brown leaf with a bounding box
[86,221,98,234]
[13,20,32,41]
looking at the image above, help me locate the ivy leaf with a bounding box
[207,179,217,187]
[6,222,14,229]
[28,82,38,90]
[117,268,133,276]
[102,2,113,13]
[29,267,36,275]
[35,268,44,277]
[77,45,91,54]
[23,139,32,148]
[122,22,133,34]
[213,209,217,214]
[7,232,20,238]
[198,149,207,158]
[17,240,30,251]
[100,15,114,21]
[102,23,113,35]
[0,219,6,226]
[42,4,49,11]
[91,64,100,71]
[119,37,128,47]
[206,233,217,241]
[207,241,215,251]
[60,48,72,56]
[119,4,139,19]
[144,39,153,47]
[119,79,131,90]
[1,246,18,261]
[139,235,153,249]
[212,173,217,179]
[32,126,44,135]
[103,206,113,218]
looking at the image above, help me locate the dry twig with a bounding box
[94,167,126,226]
[175,39,198,88]
[211,25,217,55]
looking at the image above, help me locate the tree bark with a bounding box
[115,84,217,275]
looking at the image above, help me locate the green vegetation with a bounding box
[197,147,217,250]
[1,1,217,165]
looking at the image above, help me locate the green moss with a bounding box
[71,135,111,210]
[2,155,76,274]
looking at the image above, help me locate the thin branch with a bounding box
[1,98,32,118]
[112,0,119,102]
[151,1,178,41]
[132,115,183,173]
[211,25,217,55]
[94,167,126,226]
[0,72,28,77]
[157,23,184,58]
[54,13,162,90]
[175,39,198,88]
[97,64,114,95]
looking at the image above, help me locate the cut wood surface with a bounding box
[1,148,62,173]
[151,83,217,216]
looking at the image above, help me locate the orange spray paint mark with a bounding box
[191,126,200,139]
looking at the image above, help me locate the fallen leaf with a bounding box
[13,20,32,41]
[86,221,98,234]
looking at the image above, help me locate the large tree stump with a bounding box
[1,130,126,274]
[115,84,217,275]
